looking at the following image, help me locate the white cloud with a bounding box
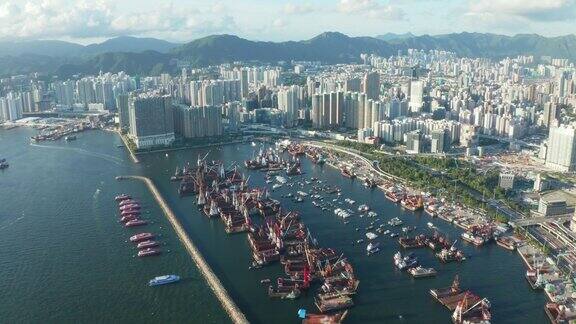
[272,18,288,28]
[337,0,405,20]
[0,0,238,41]
[466,0,576,21]
[283,3,316,15]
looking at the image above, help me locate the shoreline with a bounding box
[132,139,245,155]
[118,175,249,324]
[115,131,140,163]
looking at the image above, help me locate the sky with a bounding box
[0,0,575,44]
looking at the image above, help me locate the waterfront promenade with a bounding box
[116,131,140,163]
[118,175,249,324]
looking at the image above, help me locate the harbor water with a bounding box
[0,128,547,323]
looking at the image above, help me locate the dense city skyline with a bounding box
[1,0,576,44]
[2,1,576,323]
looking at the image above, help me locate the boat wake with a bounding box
[29,143,124,165]
[0,215,25,231]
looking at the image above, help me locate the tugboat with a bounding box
[149,274,180,286]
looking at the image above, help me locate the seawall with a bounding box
[120,175,249,324]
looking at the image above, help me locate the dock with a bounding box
[119,175,249,324]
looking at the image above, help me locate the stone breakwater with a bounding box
[120,175,249,324]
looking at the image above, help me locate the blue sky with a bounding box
[0,0,575,44]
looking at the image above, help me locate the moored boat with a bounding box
[130,232,154,242]
[125,219,148,227]
[115,194,131,202]
[137,240,159,249]
[138,248,161,257]
[409,266,437,278]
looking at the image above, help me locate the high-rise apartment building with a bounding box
[128,93,175,149]
[362,72,380,100]
[173,104,223,139]
[409,80,424,113]
[545,125,576,171]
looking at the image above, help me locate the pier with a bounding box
[118,175,249,324]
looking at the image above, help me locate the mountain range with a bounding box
[1,32,575,78]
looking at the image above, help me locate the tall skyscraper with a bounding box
[362,72,380,100]
[128,93,175,149]
[76,79,95,109]
[543,102,560,129]
[409,80,424,113]
[240,69,249,99]
[545,125,576,172]
[311,94,322,129]
[345,78,361,93]
[311,91,344,129]
[277,86,300,127]
[54,81,74,107]
[116,93,130,131]
[329,91,344,127]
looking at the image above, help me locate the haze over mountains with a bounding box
[1,32,575,78]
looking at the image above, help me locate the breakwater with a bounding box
[118,175,249,324]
